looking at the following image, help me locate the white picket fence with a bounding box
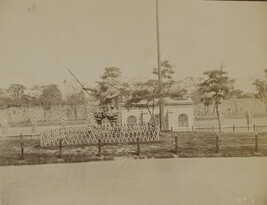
[40,124,160,146]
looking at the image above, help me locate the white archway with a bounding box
[178,114,188,127]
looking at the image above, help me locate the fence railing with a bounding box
[173,132,267,154]
[0,133,40,140]
[4,130,267,163]
[191,124,267,132]
[40,124,160,147]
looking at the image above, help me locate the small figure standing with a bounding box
[246,109,253,126]
[60,117,66,128]
[31,117,37,133]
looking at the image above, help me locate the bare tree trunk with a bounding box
[146,103,156,125]
[44,109,46,121]
[84,103,87,120]
[212,102,216,116]
[74,107,77,120]
[205,106,209,115]
[232,96,238,116]
[215,103,222,132]
[264,84,267,115]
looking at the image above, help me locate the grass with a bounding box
[1,131,267,166]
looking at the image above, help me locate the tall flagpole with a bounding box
[156,0,164,131]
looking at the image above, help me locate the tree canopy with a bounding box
[198,69,232,131]
[253,69,267,113]
[125,60,186,124]
[83,67,129,107]
[39,84,62,110]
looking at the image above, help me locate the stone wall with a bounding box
[194,98,265,117]
[0,104,96,124]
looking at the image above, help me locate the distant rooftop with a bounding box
[124,98,193,108]
[164,98,193,106]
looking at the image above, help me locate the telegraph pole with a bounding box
[156,0,164,131]
[220,61,224,72]
[264,81,267,115]
[264,70,267,115]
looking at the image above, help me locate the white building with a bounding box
[120,99,194,131]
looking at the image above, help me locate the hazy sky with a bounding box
[0,0,267,92]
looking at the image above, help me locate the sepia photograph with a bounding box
[0,0,267,204]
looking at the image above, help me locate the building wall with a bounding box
[166,105,194,131]
[121,104,194,131]
[121,108,159,124]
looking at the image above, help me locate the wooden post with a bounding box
[20,133,24,160]
[248,125,250,131]
[254,124,256,133]
[233,124,235,132]
[216,134,219,154]
[137,137,140,156]
[255,133,258,153]
[171,126,173,131]
[98,139,102,157]
[191,126,194,131]
[212,125,214,132]
[59,139,62,158]
[175,136,178,155]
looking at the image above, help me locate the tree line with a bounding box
[0,62,265,127]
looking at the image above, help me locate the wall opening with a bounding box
[127,115,137,125]
[178,114,188,127]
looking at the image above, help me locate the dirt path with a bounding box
[1,157,267,205]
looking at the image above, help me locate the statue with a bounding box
[83,87,120,126]
[67,68,120,126]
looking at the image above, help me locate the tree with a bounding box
[200,96,214,116]
[66,91,86,120]
[152,60,176,96]
[1,84,42,108]
[26,85,44,106]
[253,69,267,114]
[39,84,62,119]
[0,88,10,109]
[6,84,28,107]
[176,76,204,104]
[198,70,232,131]
[225,87,245,116]
[83,67,129,108]
[125,60,186,125]
[125,79,159,123]
[7,84,25,100]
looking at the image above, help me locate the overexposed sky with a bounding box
[0,0,267,92]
